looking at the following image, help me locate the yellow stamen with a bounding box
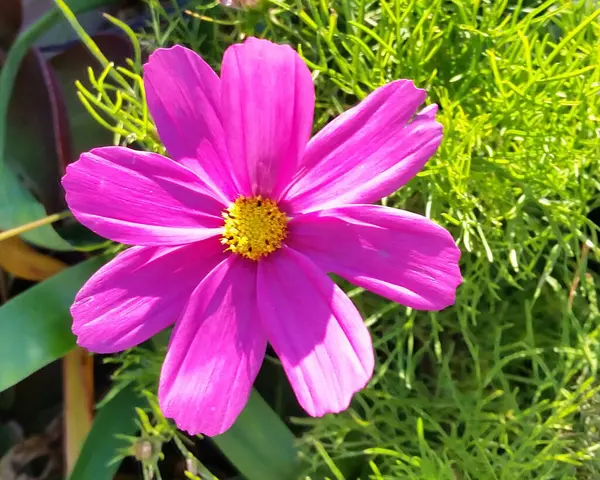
[221,195,288,261]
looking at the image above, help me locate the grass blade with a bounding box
[68,384,142,480]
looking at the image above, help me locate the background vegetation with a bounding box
[1,0,599,478]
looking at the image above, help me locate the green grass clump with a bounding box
[72,0,600,477]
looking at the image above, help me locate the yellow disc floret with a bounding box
[221,195,288,261]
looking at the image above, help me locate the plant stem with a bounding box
[0,210,72,242]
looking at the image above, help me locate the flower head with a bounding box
[62,38,462,436]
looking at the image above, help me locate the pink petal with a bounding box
[221,37,315,198]
[62,146,225,246]
[282,81,442,212]
[288,205,462,310]
[72,238,225,353]
[159,256,266,436]
[144,46,238,201]
[257,247,374,416]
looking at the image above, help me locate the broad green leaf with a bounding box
[0,0,120,250]
[0,165,73,250]
[68,384,141,480]
[0,256,105,392]
[212,390,301,480]
[6,48,70,214]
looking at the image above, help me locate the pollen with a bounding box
[221,195,288,261]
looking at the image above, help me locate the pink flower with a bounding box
[62,38,462,436]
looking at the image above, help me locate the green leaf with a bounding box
[0,166,73,251]
[212,390,301,480]
[0,10,69,250]
[6,48,71,215]
[68,384,141,480]
[0,0,120,250]
[0,256,105,392]
[63,0,122,11]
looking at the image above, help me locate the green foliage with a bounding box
[0,165,73,250]
[225,0,599,477]
[212,390,301,480]
[69,384,142,480]
[177,0,598,477]
[0,257,105,392]
[0,0,122,250]
[51,0,600,478]
[103,341,301,479]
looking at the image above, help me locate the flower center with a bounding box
[221,195,288,261]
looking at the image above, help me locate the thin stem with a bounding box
[0,211,72,243]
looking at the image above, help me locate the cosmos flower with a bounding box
[62,37,462,436]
